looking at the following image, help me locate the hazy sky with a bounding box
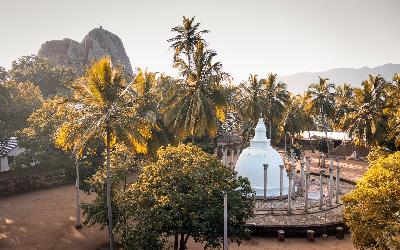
[1,0,399,82]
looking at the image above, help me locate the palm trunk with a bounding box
[75,157,82,229]
[322,114,330,156]
[106,125,115,249]
[309,131,314,153]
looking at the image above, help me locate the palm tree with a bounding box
[133,69,173,152]
[334,83,355,132]
[343,75,390,146]
[261,73,289,142]
[168,16,209,78]
[165,41,228,142]
[235,74,265,144]
[306,77,335,155]
[280,94,315,149]
[55,57,154,249]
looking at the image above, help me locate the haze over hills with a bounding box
[279,63,400,94]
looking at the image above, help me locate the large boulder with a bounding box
[38,27,133,76]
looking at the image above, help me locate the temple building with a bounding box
[235,118,289,197]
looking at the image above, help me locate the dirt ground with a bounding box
[0,151,367,249]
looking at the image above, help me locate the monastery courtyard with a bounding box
[0,151,368,250]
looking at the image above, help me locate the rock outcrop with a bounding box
[38,27,133,76]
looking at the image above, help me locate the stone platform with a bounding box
[246,177,355,236]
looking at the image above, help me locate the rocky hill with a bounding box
[38,27,133,76]
[279,63,400,94]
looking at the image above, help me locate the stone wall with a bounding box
[0,167,71,196]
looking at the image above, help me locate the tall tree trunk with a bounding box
[174,234,179,250]
[309,131,314,153]
[322,114,330,156]
[179,234,185,250]
[106,124,115,249]
[75,157,82,229]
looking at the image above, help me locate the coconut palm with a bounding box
[235,74,265,144]
[168,16,209,78]
[334,83,355,131]
[132,69,173,152]
[280,94,315,148]
[343,75,390,146]
[55,57,154,249]
[164,41,228,142]
[261,73,289,142]
[306,77,335,155]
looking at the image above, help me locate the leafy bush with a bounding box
[343,152,400,249]
[120,144,255,250]
[367,146,391,163]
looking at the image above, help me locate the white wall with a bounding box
[0,146,25,172]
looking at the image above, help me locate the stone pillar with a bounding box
[319,169,325,209]
[288,171,293,213]
[305,172,310,213]
[300,160,305,188]
[279,165,284,201]
[223,146,228,166]
[230,148,234,164]
[328,158,334,207]
[336,159,341,204]
[263,164,268,200]
[291,166,296,198]
[306,156,311,173]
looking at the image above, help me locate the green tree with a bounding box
[9,55,77,97]
[132,69,173,153]
[334,83,355,131]
[343,152,400,249]
[13,97,73,169]
[261,73,289,142]
[281,94,315,147]
[165,40,228,142]
[167,16,209,78]
[343,75,390,147]
[55,57,154,249]
[235,74,264,145]
[0,81,43,141]
[306,77,335,154]
[120,144,254,250]
[387,74,400,147]
[0,66,9,82]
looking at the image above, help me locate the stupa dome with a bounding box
[235,118,289,197]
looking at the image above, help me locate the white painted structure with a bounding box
[301,131,351,141]
[0,138,25,172]
[235,118,289,197]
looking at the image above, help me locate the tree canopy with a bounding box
[343,152,400,249]
[120,144,254,250]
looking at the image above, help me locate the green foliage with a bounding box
[0,66,9,82]
[343,152,400,249]
[343,75,391,147]
[166,18,229,142]
[120,144,255,250]
[81,144,140,230]
[9,55,77,97]
[235,73,289,145]
[281,94,315,143]
[0,81,43,141]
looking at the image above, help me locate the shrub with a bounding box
[343,152,400,249]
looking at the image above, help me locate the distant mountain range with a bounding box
[279,63,400,94]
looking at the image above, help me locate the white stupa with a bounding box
[235,118,289,197]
